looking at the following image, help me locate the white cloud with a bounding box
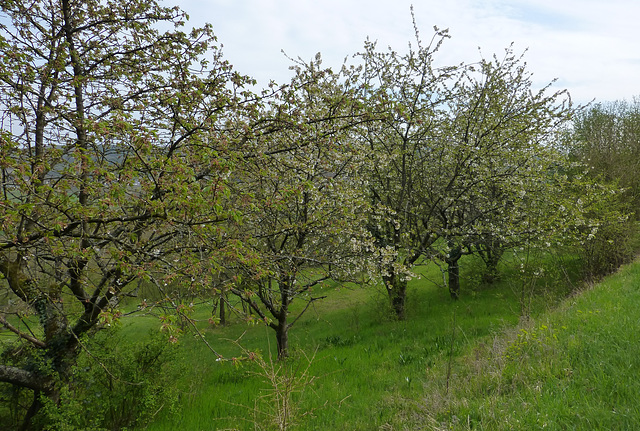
[183,0,640,103]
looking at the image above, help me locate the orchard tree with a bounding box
[571,99,640,216]
[0,0,253,427]
[428,50,631,295]
[562,100,640,276]
[222,57,370,360]
[430,48,576,298]
[355,24,456,319]
[356,17,595,311]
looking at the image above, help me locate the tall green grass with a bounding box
[3,239,637,430]
[138,251,581,430]
[421,257,640,430]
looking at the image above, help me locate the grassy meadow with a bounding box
[425,256,640,430]
[7,247,638,430]
[129,250,593,430]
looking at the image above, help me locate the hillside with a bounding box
[124,255,640,430]
[422,258,640,430]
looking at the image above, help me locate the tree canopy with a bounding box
[0,0,254,426]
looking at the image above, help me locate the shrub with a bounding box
[580,219,638,279]
[37,328,183,431]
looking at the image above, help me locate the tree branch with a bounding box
[288,295,327,330]
[0,365,50,392]
[0,315,46,348]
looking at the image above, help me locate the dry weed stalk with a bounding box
[248,348,318,431]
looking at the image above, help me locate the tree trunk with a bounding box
[275,320,289,361]
[478,239,504,284]
[383,272,407,320]
[19,332,80,429]
[447,258,460,300]
[16,375,63,431]
[482,251,501,284]
[20,391,43,431]
[219,298,226,325]
[446,247,463,300]
[219,292,227,326]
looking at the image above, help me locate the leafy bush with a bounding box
[37,328,183,431]
[580,218,638,279]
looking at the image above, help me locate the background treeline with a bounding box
[0,1,638,430]
[570,99,640,276]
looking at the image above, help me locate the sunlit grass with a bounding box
[421,258,640,430]
[139,250,580,430]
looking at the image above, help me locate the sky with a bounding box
[178,0,640,105]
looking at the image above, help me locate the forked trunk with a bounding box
[20,391,43,431]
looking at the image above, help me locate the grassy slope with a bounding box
[141,253,581,431]
[423,258,640,430]
[2,249,637,430]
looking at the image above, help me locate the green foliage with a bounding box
[564,98,640,278]
[0,0,254,425]
[580,217,638,279]
[571,98,640,216]
[353,19,583,311]
[35,328,182,431]
[2,1,638,428]
[217,56,371,359]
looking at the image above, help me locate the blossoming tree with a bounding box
[220,57,371,359]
